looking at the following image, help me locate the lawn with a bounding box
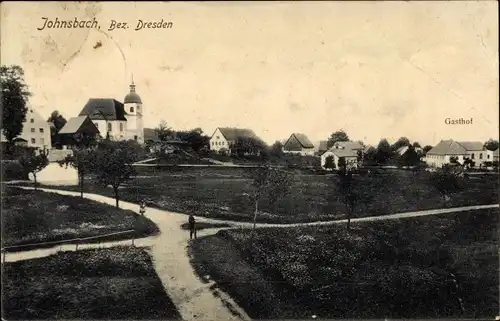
[2,187,159,250]
[33,167,499,223]
[2,246,181,319]
[189,208,499,319]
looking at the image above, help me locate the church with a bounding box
[75,79,145,144]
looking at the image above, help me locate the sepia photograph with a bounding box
[1,1,499,320]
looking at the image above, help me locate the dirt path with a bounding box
[6,186,250,321]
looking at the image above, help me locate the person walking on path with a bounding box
[188,214,197,240]
[139,200,146,216]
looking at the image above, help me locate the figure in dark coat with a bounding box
[188,215,196,240]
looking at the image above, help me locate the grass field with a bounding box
[33,167,499,223]
[189,208,499,319]
[2,187,159,250]
[2,246,180,319]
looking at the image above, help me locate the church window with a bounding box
[120,123,124,131]
[130,107,134,113]
[108,122,112,132]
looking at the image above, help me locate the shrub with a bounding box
[1,160,28,181]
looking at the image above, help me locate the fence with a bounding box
[1,229,136,263]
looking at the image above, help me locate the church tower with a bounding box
[124,76,144,144]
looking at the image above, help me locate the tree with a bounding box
[363,146,377,166]
[484,139,499,151]
[270,141,284,158]
[463,157,475,170]
[47,110,67,148]
[58,147,95,198]
[1,65,31,154]
[391,137,410,151]
[324,155,336,170]
[327,130,349,148]
[428,165,464,205]
[250,165,293,235]
[176,128,210,152]
[18,149,49,190]
[338,157,347,172]
[423,145,433,154]
[92,140,142,208]
[412,142,422,148]
[155,120,173,141]
[332,166,360,230]
[233,136,266,157]
[398,145,420,167]
[376,139,393,164]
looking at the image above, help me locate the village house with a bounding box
[209,127,263,155]
[424,140,488,167]
[282,133,315,156]
[320,141,364,170]
[1,107,52,151]
[58,115,100,148]
[486,148,499,163]
[77,80,144,144]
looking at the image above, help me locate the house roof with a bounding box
[427,140,484,155]
[397,146,409,155]
[318,140,328,151]
[58,116,99,135]
[79,98,127,121]
[285,133,314,149]
[332,141,364,150]
[144,128,159,141]
[326,148,358,158]
[457,141,484,151]
[215,127,260,141]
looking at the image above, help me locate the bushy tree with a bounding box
[428,165,464,205]
[332,166,361,230]
[398,145,420,167]
[363,146,378,166]
[47,110,67,148]
[270,141,284,158]
[327,130,349,148]
[233,136,266,157]
[58,147,95,198]
[155,120,173,141]
[423,145,433,154]
[391,137,410,151]
[92,140,142,208]
[250,165,293,234]
[376,139,393,164]
[18,149,49,190]
[176,128,209,152]
[412,142,422,148]
[324,155,336,170]
[484,139,499,151]
[1,65,31,154]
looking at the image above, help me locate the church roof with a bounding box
[79,98,127,121]
[124,82,142,104]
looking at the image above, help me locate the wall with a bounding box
[91,119,127,141]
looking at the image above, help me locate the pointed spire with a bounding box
[130,73,136,93]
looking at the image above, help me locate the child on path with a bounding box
[188,214,197,240]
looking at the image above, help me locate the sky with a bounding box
[1,1,498,146]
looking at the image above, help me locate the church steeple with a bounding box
[124,74,142,104]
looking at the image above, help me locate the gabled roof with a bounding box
[426,140,484,155]
[457,141,484,151]
[79,98,127,121]
[214,127,260,141]
[284,133,314,149]
[332,141,364,150]
[325,148,358,158]
[58,116,91,134]
[318,140,328,151]
[397,146,409,155]
[144,128,159,142]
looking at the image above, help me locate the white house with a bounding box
[282,133,315,156]
[77,80,144,144]
[209,127,261,154]
[1,107,52,150]
[424,140,488,168]
[486,148,499,163]
[320,141,364,170]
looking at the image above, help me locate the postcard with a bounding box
[1,1,498,320]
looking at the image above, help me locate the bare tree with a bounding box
[250,164,293,235]
[58,147,95,198]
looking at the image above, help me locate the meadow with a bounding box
[190,208,499,319]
